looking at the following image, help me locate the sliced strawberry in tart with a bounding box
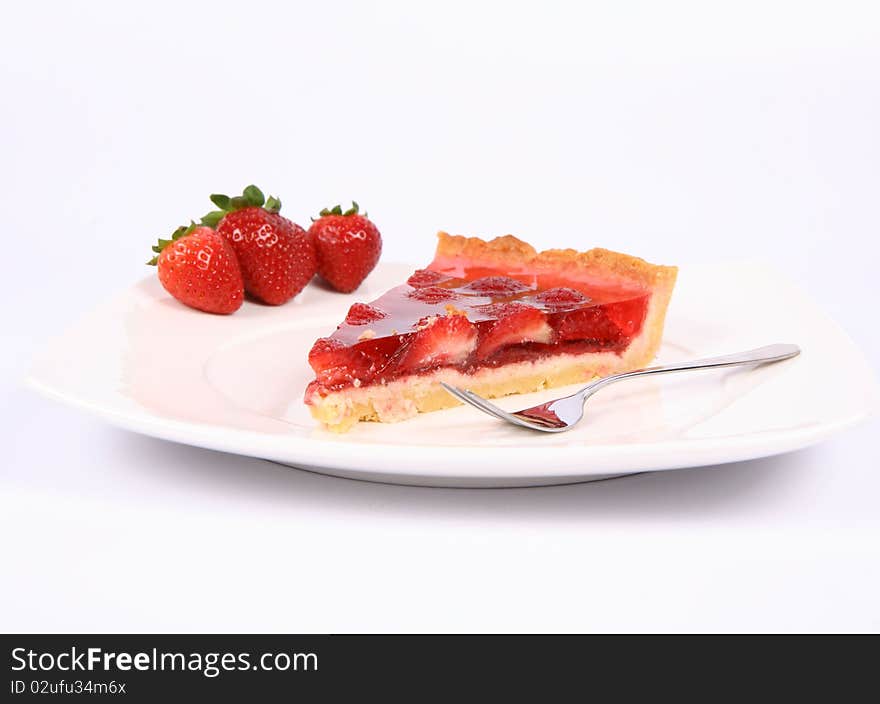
[305,233,677,432]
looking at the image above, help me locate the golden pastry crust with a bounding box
[432,232,538,264]
[432,232,678,290]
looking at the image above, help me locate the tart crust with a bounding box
[432,232,678,290]
[307,233,677,432]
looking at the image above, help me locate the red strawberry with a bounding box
[148,224,244,315]
[308,202,382,293]
[555,297,648,343]
[308,337,354,377]
[397,315,477,372]
[308,337,347,371]
[535,287,589,310]
[407,286,460,303]
[308,337,374,385]
[556,307,623,343]
[344,302,386,325]
[202,185,316,305]
[603,296,650,337]
[461,275,531,296]
[475,303,552,360]
[407,269,451,288]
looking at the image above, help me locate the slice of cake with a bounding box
[305,233,677,432]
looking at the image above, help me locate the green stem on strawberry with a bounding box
[317,201,366,219]
[146,222,198,265]
[201,184,282,228]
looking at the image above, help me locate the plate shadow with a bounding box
[118,430,808,523]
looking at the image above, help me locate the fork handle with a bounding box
[582,343,801,396]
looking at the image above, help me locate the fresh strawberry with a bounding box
[201,185,316,305]
[148,224,244,315]
[398,315,477,372]
[308,202,382,293]
[475,303,552,359]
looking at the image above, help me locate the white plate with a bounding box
[27,262,877,487]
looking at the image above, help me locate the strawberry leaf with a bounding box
[243,185,265,207]
[201,211,224,228]
[319,201,364,218]
[207,185,280,218]
[210,194,231,209]
[147,224,196,266]
[173,224,194,239]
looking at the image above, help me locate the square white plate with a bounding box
[27,262,877,487]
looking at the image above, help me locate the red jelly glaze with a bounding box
[307,262,650,396]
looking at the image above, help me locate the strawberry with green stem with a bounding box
[148,223,244,315]
[308,201,382,293]
[202,185,316,305]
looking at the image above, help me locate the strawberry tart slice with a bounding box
[305,233,677,432]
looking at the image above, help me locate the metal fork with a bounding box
[440,343,801,432]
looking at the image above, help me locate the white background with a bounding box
[2,1,879,632]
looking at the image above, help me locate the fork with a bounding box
[440,343,801,432]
